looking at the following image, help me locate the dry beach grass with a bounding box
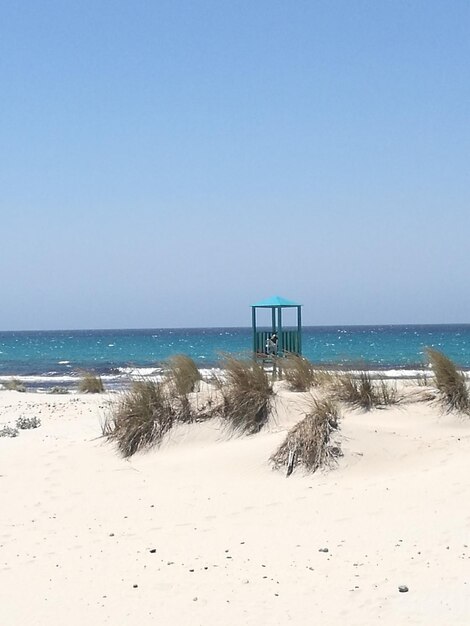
[331,371,399,409]
[280,353,321,391]
[426,347,469,414]
[78,370,105,394]
[216,355,274,435]
[104,380,176,457]
[270,397,341,475]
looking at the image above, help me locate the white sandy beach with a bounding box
[1,384,470,625]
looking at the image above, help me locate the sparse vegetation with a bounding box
[16,416,41,429]
[271,398,341,475]
[165,354,201,396]
[49,386,69,394]
[161,355,204,423]
[104,380,176,457]
[217,356,274,435]
[78,371,104,394]
[331,372,399,409]
[281,354,319,392]
[104,358,218,457]
[0,425,19,437]
[2,378,26,392]
[426,348,469,413]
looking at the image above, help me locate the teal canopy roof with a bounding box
[251,295,301,308]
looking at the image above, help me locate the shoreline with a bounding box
[0,365,456,393]
[1,363,468,394]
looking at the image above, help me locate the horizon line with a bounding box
[1,322,470,333]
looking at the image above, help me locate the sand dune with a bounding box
[1,386,470,625]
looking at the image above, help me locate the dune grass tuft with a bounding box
[331,372,398,410]
[104,356,216,457]
[165,354,201,396]
[281,354,320,392]
[16,416,41,429]
[105,380,176,457]
[426,348,469,413]
[271,398,341,475]
[217,356,274,435]
[0,425,19,437]
[2,378,26,392]
[49,386,69,394]
[78,371,104,394]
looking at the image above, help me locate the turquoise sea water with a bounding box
[0,325,469,390]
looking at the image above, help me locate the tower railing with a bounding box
[254,330,301,358]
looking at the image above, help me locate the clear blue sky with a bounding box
[1,1,469,330]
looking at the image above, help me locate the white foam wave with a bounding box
[340,369,433,379]
[1,366,465,389]
[0,373,120,384]
[199,368,224,379]
[0,375,79,384]
[117,367,163,378]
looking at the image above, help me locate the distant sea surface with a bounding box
[0,325,469,391]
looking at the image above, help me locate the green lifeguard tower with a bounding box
[251,295,302,358]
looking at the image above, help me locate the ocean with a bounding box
[0,325,469,391]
